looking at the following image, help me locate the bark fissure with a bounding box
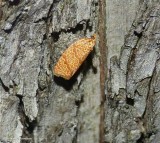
[98,0,107,142]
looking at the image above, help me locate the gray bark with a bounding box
[105,1,160,143]
[0,0,159,143]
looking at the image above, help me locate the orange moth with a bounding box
[53,34,96,80]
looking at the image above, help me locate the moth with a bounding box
[53,34,96,80]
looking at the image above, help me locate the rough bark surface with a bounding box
[0,0,159,143]
[105,1,160,143]
[0,0,100,143]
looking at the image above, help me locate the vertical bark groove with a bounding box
[98,0,107,142]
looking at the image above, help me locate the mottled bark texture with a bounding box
[0,0,159,143]
[105,1,160,143]
[0,0,100,143]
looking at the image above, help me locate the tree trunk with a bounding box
[0,0,159,143]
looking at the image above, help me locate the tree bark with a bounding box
[0,0,159,143]
[105,1,160,143]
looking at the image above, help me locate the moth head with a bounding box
[91,34,96,40]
